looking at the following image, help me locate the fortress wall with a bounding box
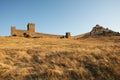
[11,29,28,37]
[11,23,71,38]
[16,30,28,36]
[11,23,35,37]
[31,32,63,38]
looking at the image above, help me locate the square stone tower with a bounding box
[27,23,35,32]
[11,26,16,36]
[66,32,71,38]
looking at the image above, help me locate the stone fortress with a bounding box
[11,23,120,38]
[11,23,71,38]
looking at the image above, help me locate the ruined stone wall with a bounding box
[11,27,28,37]
[11,23,35,37]
[11,23,71,38]
[13,30,28,37]
[28,32,63,38]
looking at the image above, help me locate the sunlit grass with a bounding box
[0,36,120,80]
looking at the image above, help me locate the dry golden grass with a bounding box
[0,36,120,80]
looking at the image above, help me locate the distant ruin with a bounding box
[66,32,71,38]
[11,23,71,38]
[10,23,120,38]
[11,23,35,37]
[84,24,120,37]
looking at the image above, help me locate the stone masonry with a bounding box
[11,23,71,38]
[66,32,71,38]
[11,23,35,37]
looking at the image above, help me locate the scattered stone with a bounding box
[84,24,120,37]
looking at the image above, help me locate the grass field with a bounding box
[0,36,120,80]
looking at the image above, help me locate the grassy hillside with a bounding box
[0,36,120,80]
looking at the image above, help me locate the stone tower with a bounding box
[11,26,16,36]
[27,23,35,32]
[66,32,71,38]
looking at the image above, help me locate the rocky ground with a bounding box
[82,25,120,38]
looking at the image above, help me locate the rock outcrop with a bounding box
[84,24,120,37]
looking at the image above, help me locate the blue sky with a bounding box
[0,0,120,36]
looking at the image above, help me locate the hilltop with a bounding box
[0,36,120,80]
[90,25,120,37]
[0,24,120,80]
[75,25,120,39]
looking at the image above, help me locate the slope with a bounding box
[0,36,120,80]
